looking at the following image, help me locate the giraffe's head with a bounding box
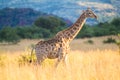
[83,8,97,19]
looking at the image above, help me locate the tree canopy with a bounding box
[34,16,66,33]
[0,17,120,44]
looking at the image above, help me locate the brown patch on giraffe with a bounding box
[75,23,79,27]
[73,27,77,30]
[70,30,74,33]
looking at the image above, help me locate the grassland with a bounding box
[0,36,120,80]
[0,36,118,52]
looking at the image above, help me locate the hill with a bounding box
[0,8,47,27]
[0,0,120,24]
[0,8,72,28]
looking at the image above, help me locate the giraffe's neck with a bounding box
[56,13,86,43]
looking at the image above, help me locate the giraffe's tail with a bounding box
[29,46,35,63]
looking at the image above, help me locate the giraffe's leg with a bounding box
[55,54,63,68]
[63,47,70,66]
[36,58,44,65]
[63,53,68,66]
[36,54,45,65]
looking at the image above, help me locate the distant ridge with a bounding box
[0,8,72,28]
[0,0,119,24]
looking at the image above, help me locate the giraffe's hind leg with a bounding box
[36,54,46,65]
[55,54,63,68]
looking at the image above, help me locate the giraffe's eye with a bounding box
[88,12,92,15]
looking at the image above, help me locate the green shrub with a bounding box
[115,34,120,54]
[85,39,94,44]
[0,27,20,44]
[0,17,120,42]
[103,37,116,44]
[34,16,66,33]
[18,53,36,65]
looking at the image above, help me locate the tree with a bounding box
[111,18,120,27]
[16,26,52,39]
[77,25,94,38]
[34,16,66,33]
[0,27,20,44]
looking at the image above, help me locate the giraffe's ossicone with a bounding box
[33,8,97,67]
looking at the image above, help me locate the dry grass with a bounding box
[0,36,120,80]
[0,36,118,52]
[0,50,120,80]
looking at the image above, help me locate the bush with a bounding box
[0,27,20,44]
[0,17,120,43]
[18,53,36,65]
[34,16,66,33]
[77,18,120,38]
[103,37,116,44]
[115,34,120,54]
[77,25,94,38]
[85,39,94,44]
[16,26,52,39]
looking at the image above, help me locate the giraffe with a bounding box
[33,8,97,67]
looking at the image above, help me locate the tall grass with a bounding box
[0,50,120,80]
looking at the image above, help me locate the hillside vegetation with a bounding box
[77,18,120,38]
[0,8,47,27]
[0,8,71,28]
[0,16,120,43]
[0,0,120,23]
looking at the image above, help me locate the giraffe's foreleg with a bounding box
[63,53,68,66]
[55,47,68,68]
[63,47,70,67]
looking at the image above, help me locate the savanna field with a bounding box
[0,36,120,80]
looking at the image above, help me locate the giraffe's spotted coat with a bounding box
[34,8,97,66]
